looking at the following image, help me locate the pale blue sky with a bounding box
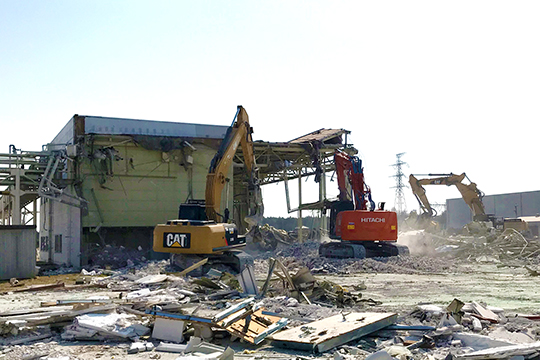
[1,1,540,217]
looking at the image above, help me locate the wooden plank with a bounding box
[275,259,297,291]
[179,258,208,277]
[270,312,397,353]
[7,332,53,345]
[1,281,65,294]
[455,341,540,360]
[0,305,73,316]
[134,274,168,284]
[1,304,117,326]
[259,258,277,298]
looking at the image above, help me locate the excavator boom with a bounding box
[205,106,261,223]
[334,150,370,210]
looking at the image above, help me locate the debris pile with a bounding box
[451,228,540,262]
[87,244,151,270]
[2,234,540,360]
[400,229,540,266]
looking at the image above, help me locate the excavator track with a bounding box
[363,242,410,258]
[319,241,409,259]
[171,250,254,275]
[319,241,367,259]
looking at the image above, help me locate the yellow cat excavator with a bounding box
[409,173,488,221]
[409,173,529,232]
[153,106,263,272]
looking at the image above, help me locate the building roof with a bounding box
[82,115,229,139]
[51,115,230,145]
[236,130,356,185]
[519,215,540,223]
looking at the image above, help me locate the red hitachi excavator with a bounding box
[319,150,409,258]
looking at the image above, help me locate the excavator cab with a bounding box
[328,200,354,239]
[178,200,207,221]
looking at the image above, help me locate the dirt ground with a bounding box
[2,231,540,360]
[319,263,540,314]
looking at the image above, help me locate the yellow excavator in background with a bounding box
[409,173,529,233]
[409,173,488,222]
[153,106,263,272]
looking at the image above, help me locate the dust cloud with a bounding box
[398,230,437,256]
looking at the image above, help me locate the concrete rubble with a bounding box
[1,228,540,360]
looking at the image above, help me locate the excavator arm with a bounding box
[334,150,374,211]
[205,106,263,227]
[409,173,486,218]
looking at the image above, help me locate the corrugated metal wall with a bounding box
[39,196,81,268]
[0,226,37,280]
[447,190,540,229]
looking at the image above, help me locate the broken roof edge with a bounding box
[288,128,350,144]
[253,140,350,150]
[251,141,358,159]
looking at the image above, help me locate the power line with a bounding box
[390,152,408,214]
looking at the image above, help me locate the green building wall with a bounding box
[79,136,232,229]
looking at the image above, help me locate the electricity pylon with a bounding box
[391,152,408,214]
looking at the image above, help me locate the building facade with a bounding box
[40,115,230,267]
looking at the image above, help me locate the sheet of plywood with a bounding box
[270,312,397,353]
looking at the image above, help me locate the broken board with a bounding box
[224,308,286,344]
[455,341,540,360]
[270,312,397,353]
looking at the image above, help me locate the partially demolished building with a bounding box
[0,113,355,269]
[39,115,231,267]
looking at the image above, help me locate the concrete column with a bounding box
[297,168,303,243]
[1,196,4,225]
[32,199,37,226]
[11,168,22,225]
[48,199,54,262]
[320,157,327,235]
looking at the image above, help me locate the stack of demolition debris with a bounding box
[259,242,454,276]
[404,298,540,360]
[86,244,152,269]
[2,255,540,360]
[246,223,294,252]
[430,228,540,264]
[399,228,540,267]
[0,258,393,357]
[259,224,292,245]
